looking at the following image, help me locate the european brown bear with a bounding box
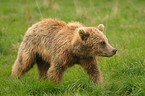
[11,18,117,86]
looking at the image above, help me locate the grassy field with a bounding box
[0,0,145,95]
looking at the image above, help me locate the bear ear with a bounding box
[97,24,104,31]
[79,29,90,41]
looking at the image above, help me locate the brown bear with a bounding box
[11,18,117,86]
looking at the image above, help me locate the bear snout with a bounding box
[112,48,117,55]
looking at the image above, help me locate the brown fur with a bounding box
[11,18,117,86]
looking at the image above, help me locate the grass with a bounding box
[0,0,145,95]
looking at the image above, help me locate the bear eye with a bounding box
[100,41,106,45]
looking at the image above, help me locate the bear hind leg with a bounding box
[11,52,35,78]
[36,54,50,80]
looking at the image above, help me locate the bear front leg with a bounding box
[47,64,66,84]
[79,57,103,86]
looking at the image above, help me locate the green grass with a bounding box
[0,0,145,95]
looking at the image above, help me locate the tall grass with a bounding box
[0,0,145,95]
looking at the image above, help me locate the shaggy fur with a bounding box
[11,18,117,86]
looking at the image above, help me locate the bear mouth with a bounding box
[99,52,116,57]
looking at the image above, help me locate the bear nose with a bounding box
[112,49,117,54]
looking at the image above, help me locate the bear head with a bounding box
[71,24,117,57]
